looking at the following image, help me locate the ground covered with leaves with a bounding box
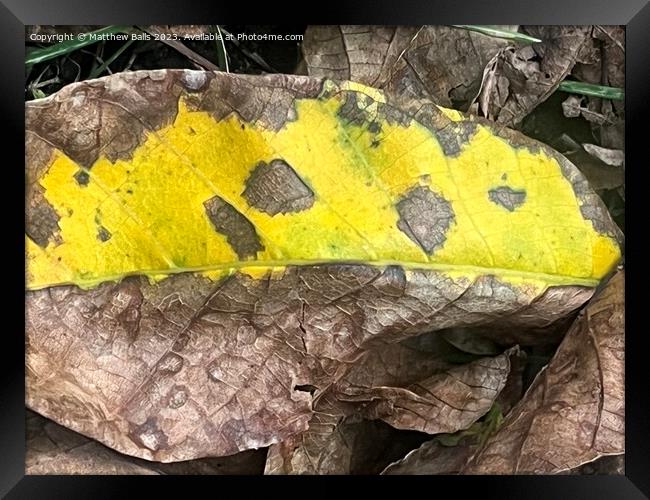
[25,25,624,475]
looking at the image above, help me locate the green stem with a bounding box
[452,25,542,43]
[558,80,624,100]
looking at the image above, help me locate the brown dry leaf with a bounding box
[582,143,625,168]
[303,25,516,109]
[382,438,478,475]
[477,26,592,125]
[462,271,624,474]
[26,410,265,475]
[265,340,519,474]
[337,347,519,434]
[553,135,624,193]
[26,70,621,463]
[571,26,625,150]
[379,346,526,475]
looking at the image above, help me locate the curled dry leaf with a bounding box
[265,338,518,475]
[477,26,592,125]
[463,271,624,474]
[379,346,525,475]
[337,347,519,434]
[26,70,621,462]
[571,26,625,150]
[303,25,516,109]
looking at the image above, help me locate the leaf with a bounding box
[265,406,428,475]
[302,25,516,109]
[571,26,625,150]
[382,438,478,475]
[476,26,593,125]
[552,135,624,193]
[462,271,625,474]
[265,339,518,474]
[380,349,525,475]
[582,143,625,168]
[27,410,265,474]
[336,347,519,434]
[26,70,622,462]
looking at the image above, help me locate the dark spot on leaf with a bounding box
[371,139,381,148]
[488,186,527,212]
[97,226,112,242]
[243,159,315,216]
[204,195,264,259]
[368,121,382,134]
[26,202,61,248]
[337,92,370,126]
[501,173,508,181]
[435,122,478,156]
[73,170,90,186]
[396,186,455,254]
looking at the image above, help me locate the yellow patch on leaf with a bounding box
[26,81,621,290]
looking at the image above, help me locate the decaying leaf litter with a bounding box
[24,25,624,474]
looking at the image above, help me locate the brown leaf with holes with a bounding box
[303,25,516,109]
[477,26,592,125]
[462,271,624,474]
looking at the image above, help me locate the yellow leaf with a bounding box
[25,71,621,291]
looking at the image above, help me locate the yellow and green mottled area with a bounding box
[26,81,621,291]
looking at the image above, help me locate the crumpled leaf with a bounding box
[26,410,265,475]
[26,70,621,462]
[337,347,519,434]
[571,26,625,150]
[265,404,428,475]
[265,340,519,474]
[303,25,516,109]
[378,348,525,475]
[462,270,624,474]
[477,26,592,125]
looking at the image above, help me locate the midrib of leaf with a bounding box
[27,259,601,291]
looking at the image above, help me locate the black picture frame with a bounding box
[4,1,648,497]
